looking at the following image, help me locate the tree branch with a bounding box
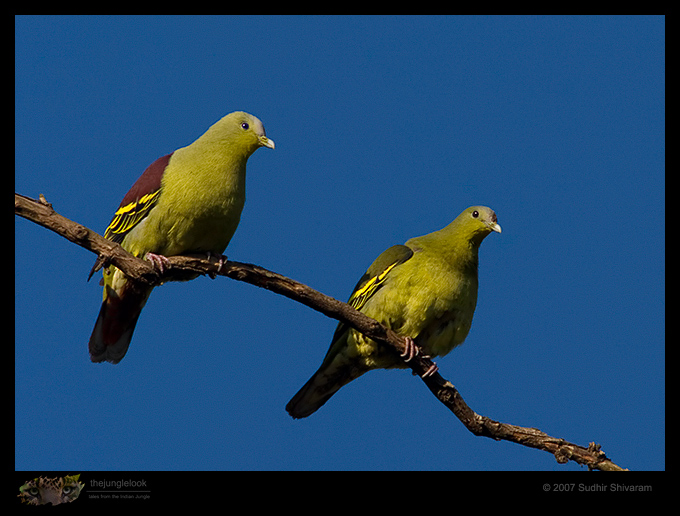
[15,193,627,471]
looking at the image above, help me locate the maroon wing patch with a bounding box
[103,153,173,244]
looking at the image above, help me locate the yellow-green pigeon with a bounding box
[88,111,274,364]
[286,206,500,418]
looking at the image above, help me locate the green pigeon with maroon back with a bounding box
[88,111,274,364]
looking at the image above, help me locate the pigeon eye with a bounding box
[472,210,479,218]
[241,122,249,130]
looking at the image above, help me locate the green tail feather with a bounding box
[286,361,367,419]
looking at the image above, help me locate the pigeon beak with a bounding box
[259,136,275,149]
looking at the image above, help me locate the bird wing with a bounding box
[325,244,415,353]
[87,153,172,281]
[103,153,172,244]
[347,244,414,311]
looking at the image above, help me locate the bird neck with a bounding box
[419,225,481,274]
[163,143,248,209]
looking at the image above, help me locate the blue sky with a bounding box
[16,15,664,471]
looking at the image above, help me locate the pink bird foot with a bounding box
[145,252,171,273]
[206,251,228,278]
[402,338,439,378]
[400,336,419,362]
[417,350,439,377]
[420,361,439,378]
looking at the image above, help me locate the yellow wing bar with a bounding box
[104,189,161,243]
[348,261,400,311]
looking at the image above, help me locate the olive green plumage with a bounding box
[88,111,274,364]
[286,206,501,418]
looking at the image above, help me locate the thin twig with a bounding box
[15,192,627,470]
